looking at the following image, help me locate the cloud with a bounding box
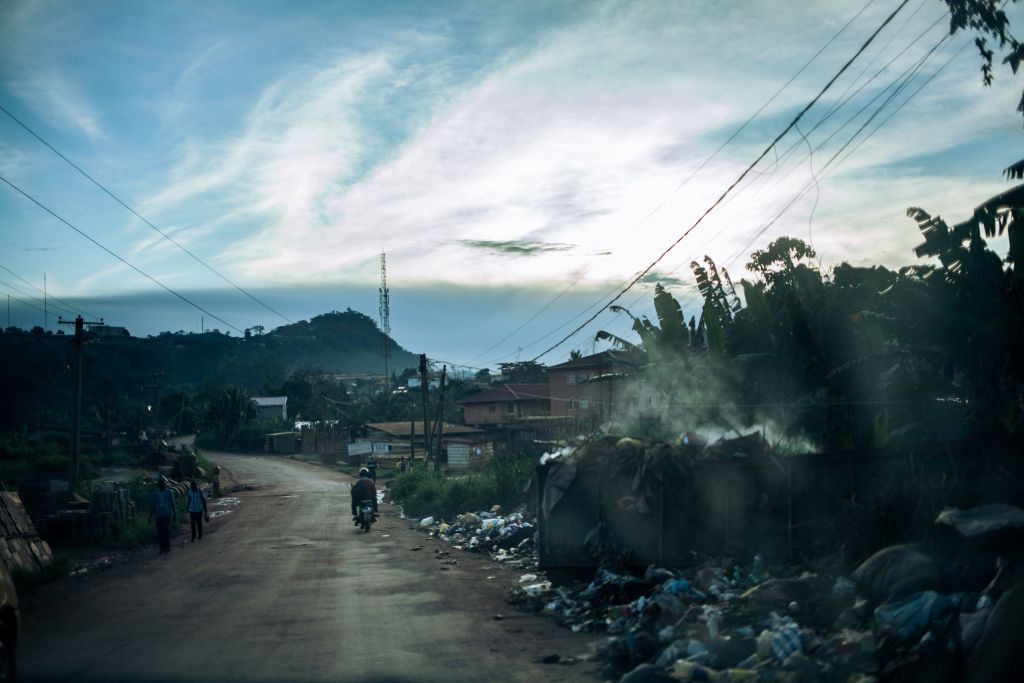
[12,72,105,140]
[461,239,575,256]
[638,272,689,287]
[0,2,105,140]
[10,0,1022,310]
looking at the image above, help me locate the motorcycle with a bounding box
[357,499,375,532]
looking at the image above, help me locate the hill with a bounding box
[0,309,418,433]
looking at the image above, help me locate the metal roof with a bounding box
[366,422,483,438]
[252,396,288,407]
[457,383,549,405]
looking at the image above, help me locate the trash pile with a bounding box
[415,505,538,568]
[502,502,1024,683]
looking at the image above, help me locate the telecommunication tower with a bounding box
[379,252,391,386]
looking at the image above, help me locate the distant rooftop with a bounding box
[252,396,288,407]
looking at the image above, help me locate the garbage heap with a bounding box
[415,506,538,568]
[505,503,1024,683]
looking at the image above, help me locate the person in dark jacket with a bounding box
[147,479,176,554]
[351,468,378,525]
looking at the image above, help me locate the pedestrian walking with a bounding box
[186,480,210,542]
[147,478,176,554]
[367,455,378,482]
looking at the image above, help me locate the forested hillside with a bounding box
[0,309,417,434]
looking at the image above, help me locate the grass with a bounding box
[388,445,539,520]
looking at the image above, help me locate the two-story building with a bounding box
[458,383,554,441]
[546,351,625,429]
[459,384,550,426]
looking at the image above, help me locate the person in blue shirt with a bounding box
[186,480,210,542]
[147,479,176,554]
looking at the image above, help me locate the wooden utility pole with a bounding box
[432,366,447,470]
[419,354,432,467]
[409,396,416,463]
[147,372,164,447]
[58,315,103,489]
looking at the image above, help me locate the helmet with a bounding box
[358,467,370,478]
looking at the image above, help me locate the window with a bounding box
[489,404,496,412]
[566,372,576,385]
[580,399,591,410]
[506,403,516,414]
[568,399,580,410]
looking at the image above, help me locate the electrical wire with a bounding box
[718,32,962,273]
[0,103,294,325]
[0,278,79,317]
[530,0,912,362]
[0,263,98,319]
[0,174,246,335]
[457,0,882,368]
[582,6,950,348]
[0,288,47,316]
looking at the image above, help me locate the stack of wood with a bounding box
[0,491,54,574]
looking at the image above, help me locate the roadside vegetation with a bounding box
[388,444,541,519]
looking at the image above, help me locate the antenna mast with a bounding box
[379,252,391,387]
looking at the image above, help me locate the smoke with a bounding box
[602,354,820,454]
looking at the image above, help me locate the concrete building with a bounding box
[459,384,550,427]
[546,351,627,428]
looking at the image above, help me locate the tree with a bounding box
[497,361,548,384]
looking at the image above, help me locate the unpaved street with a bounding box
[20,454,596,682]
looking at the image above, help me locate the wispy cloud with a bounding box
[461,239,575,256]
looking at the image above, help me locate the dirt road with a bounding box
[19,454,597,682]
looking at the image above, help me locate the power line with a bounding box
[586,9,951,348]
[0,174,246,335]
[0,278,78,317]
[458,0,882,369]
[530,0,912,362]
[718,32,962,273]
[0,263,97,318]
[0,288,47,316]
[0,103,294,325]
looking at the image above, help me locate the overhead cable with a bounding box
[466,0,881,368]
[0,278,79,317]
[0,103,294,325]
[0,263,98,319]
[0,174,245,334]
[530,0,912,362]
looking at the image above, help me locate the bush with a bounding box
[389,444,539,520]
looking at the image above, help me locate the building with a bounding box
[459,384,550,427]
[251,396,288,421]
[351,421,487,467]
[86,323,130,338]
[546,351,630,428]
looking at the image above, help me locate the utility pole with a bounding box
[419,354,432,467]
[379,252,392,388]
[147,372,164,447]
[409,394,416,463]
[58,314,104,489]
[43,273,47,332]
[432,366,447,471]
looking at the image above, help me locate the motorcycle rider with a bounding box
[351,467,378,526]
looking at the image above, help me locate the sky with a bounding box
[1,0,1022,372]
